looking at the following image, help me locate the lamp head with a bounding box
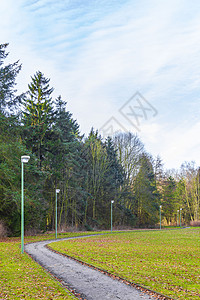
[21,155,30,163]
[56,189,60,194]
[160,205,162,209]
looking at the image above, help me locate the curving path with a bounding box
[25,236,155,300]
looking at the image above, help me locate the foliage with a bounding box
[162,176,177,224]
[0,43,22,114]
[22,71,54,168]
[134,153,159,226]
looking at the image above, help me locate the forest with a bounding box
[0,43,199,236]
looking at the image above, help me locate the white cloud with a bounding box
[158,122,200,169]
[1,0,200,169]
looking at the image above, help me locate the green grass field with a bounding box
[0,231,103,299]
[50,228,200,300]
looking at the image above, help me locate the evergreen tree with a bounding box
[22,71,54,168]
[162,176,176,224]
[103,137,126,226]
[0,114,46,235]
[45,96,84,230]
[134,153,159,226]
[105,137,124,188]
[0,43,21,113]
[84,129,109,222]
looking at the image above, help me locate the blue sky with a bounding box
[1,0,200,169]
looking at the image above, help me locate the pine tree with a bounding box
[0,43,21,113]
[162,176,176,224]
[45,96,84,229]
[134,153,159,226]
[22,71,54,167]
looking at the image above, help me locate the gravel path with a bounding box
[25,236,155,300]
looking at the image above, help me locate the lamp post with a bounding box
[21,155,30,254]
[177,210,179,227]
[111,200,114,233]
[55,189,60,239]
[180,208,182,227]
[160,205,162,230]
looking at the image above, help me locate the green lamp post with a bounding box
[21,155,30,254]
[180,208,182,227]
[55,189,60,239]
[177,209,179,227]
[111,200,114,233]
[160,205,162,230]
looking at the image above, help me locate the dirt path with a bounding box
[25,236,155,300]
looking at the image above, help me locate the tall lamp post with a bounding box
[160,205,162,230]
[55,189,60,239]
[180,208,182,227]
[177,210,179,227]
[21,155,30,254]
[111,200,114,233]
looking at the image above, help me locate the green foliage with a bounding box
[0,124,47,235]
[134,153,159,226]
[22,71,54,168]
[0,115,25,234]
[162,176,177,223]
[0,43,22,113]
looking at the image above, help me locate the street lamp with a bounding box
[111,200,114,233]
[55,189,60,239]
[160,205,162,230]
[177,210,179,227]
[21,155,30,254]
[180,208,182,227]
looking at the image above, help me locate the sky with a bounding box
[1,0,200,170]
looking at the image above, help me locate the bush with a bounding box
[190,220,200,227]
[0,221,8,237]
[84,223,93,231]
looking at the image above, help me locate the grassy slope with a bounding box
[0,231,103,299]
[50,228,200,300]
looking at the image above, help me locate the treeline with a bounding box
[0,44,199,236]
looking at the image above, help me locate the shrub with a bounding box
[84,223,93,231]
[190,220,200,227]
[0,221,7,237]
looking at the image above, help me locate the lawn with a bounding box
[50,228,200,300]
[0,231,104,299]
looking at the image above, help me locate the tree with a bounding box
[22,71,54,168]
[162,176,176,224]
[179,162,200,222]
[0,115,46,235]
[97,137,125,227]
[44,96,84,230]
[113,132,144,184]
[0,43,21,114]
[84,130,109,221]
[134,153,159,226]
